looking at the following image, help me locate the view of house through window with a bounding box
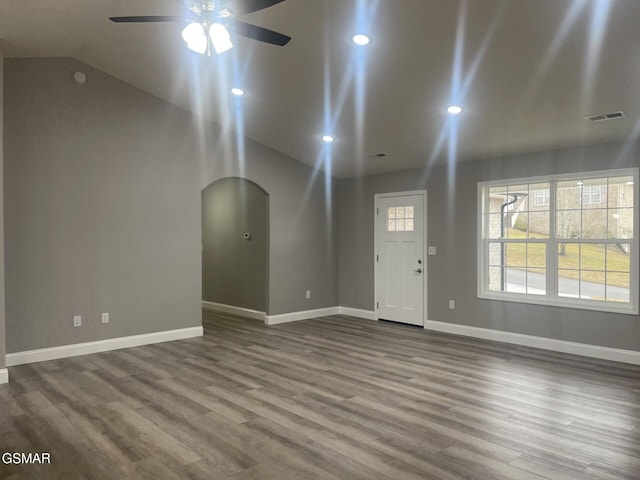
[478,169,637,313]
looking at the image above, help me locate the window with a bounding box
[478,169,638,314]
[581,185,602,204]
[387,206,414,232]
[534,189,550,206]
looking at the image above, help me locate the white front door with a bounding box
[376,193,425,326]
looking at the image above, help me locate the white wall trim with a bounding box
[5,326,203,367]
[202,301,266,321]
[266,307,340,325]
[338,307,377,321]
[0,368,8,384]
[425,320,640,365]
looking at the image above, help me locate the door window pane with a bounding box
[386,205,415,232]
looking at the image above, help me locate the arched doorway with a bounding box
[202,177,269,314]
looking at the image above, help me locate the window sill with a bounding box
[477,291,638,315]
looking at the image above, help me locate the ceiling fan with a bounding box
[109,0,291,55]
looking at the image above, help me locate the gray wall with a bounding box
[0,46,5,368]
[4,56,340,357]
[4,58,202,353]
[202,177,268,312]
[200,135,339,316]
[339,142,640,351]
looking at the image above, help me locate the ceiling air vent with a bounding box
[586,111,626,122]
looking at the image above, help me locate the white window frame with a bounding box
[477,168,639,314]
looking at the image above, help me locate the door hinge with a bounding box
[376,208,379,215]
[376,301,379,309]
[376,254,379,262]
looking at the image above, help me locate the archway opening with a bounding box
[202,177,269,315]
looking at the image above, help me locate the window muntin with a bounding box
[479,170,637,313]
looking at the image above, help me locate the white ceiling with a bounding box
[2,0,640,178]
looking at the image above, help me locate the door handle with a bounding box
[414,268,422,274]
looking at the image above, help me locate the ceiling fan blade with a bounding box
[109,16,185,23]
[226,0,286,16]
[228,20,291,46]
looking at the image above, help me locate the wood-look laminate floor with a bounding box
[1,311,640,480]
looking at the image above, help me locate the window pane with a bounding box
[581,271,605,300]
[405,219,414,231]
[488,187,507,213]
[558,270,579,297]
[505,268,525,293]
[387,219,395,232]
[489,243,502,267]
[529,212,550,238]
[396,219,405,231]
[510,213,528,238]
[580,244,605,271]
[405,206,414,218]
[508,184,528,198]
[608,208,633,239]
[558,243,579,269]
[557,181,582,210]
[396,207,405,218]
[582,209,607,239]
[505,243,526,267]
[530,183,551,210]
[556,209,581,239]
[527,268,546,295]
[608,176,634,208]
[527,243,546,268]
[388,207,396,219]
[607,244,630,272]
[489,266,503,291]
[581,179,606,209]
[606,273,629,303]
[488,214,502,239]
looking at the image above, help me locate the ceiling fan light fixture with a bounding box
[182,22,208,54]
[210,23,233,54]
[231,87,245,96]
[446,105,463,115]
[321,134,335,143]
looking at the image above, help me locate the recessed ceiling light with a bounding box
[446,105,463,115]
[231,87,245,96]
[321,134,335,143]
[352,34,370,46]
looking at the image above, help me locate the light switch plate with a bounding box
[428,246,436,255]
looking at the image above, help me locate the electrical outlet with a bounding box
[305,290,311,299]
[73,315,82,327]
[449,300,455,310]
[101,312,109,324]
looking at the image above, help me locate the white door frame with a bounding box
[374,190,428,325]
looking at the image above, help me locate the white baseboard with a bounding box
[425,320,640,365]
[266,307,340,325]
[202,301,266,321]
[6,326,203,367]
[338,307,377,321]
[0,368,8,384]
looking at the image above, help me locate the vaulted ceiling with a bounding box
[2,0,640,177]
